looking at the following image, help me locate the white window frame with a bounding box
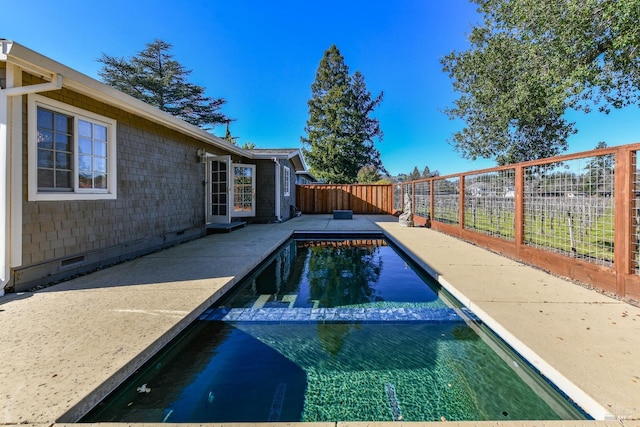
[28,94,117,201]
[283,166,291,196]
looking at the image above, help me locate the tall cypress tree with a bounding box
[98,39,228,130]
[301,45,385,183]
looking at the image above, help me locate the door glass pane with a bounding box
[209,160,229,220]
[233,165,254,214]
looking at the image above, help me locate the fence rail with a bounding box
[296,142,640,301]
[398,143,640,301]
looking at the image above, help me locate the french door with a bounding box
[206,157,255,223]
[207,156,231,224]
[232,164,256,217]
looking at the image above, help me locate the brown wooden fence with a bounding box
[296,184,394,214]
[398,143,640,301]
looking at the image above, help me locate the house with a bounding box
[247,148,314,222]
[0,40,311,293]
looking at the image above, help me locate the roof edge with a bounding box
[2,40,250,158]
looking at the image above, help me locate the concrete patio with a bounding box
[0,214,638,427]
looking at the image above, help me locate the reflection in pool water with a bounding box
[82,238,586,422]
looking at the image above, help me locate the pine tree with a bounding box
[301,45,385,183]
[422,165,440,178]
[409,166,421,181]
[98,39,228,130]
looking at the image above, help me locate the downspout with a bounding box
[198,148,208,227]
[273,158,281,222]
[0,79,8,295]
[0,40,62,294]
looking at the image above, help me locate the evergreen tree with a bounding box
[223,120,238,144]
[98,39,228,130]
[301,45,385,183]
[348,71,385,175]
[422,165,440,178]
[408,166,421,181]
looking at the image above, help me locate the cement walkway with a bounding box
[0,215,639,427]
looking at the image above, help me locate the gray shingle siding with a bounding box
[16,85,206,291]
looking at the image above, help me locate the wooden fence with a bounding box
[400,143,640,301]
[296,142,640,301]
[296,184,394,214]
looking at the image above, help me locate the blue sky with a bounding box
[4,0,639,176]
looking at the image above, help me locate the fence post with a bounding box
[429,179,435,223]
[514,165,524,258]
[614,147,633,297]
[459,174,465,228]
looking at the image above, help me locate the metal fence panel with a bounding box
[433,178,459,224]
[464,169,516,240]
[523,155,615,267]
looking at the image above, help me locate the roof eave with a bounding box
[2,40,250,158]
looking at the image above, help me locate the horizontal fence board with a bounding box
[296,184,393,214]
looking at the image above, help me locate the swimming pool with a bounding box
[82,237,587,422]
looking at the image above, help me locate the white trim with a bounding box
[0,86,7,290]
[275,161,281,221]
[283,166,291,196]
[27,94,117,201]
[1,74,61,97]
[206,155,231,224]
[9,66,23,276]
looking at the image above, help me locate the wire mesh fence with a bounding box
[414,180,431,219]
[523,155,615,267]
[463,169,516,240]
[433,178,459,224]
[393,183,403,213]
[298,143,640,299]
[633,151,640,275]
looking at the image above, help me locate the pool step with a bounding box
[199,307,479,324]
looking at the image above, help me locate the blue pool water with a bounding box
[82,237,586,422]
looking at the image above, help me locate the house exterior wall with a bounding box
[14,73,214,291]
[253,159,276,223]
[251,158,296,223]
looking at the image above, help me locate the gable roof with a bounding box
[248,148,311,173]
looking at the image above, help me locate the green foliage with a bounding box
[356,165,382,183]
[98,39,228,130]
[223,120,238,144]
[307,245,382,307]
[584,141,614,195]
[441,0,640,164]
[409,166,421,181]
[301,45,385,183]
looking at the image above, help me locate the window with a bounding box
[283,166,291,196]
[28,95,117,200]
